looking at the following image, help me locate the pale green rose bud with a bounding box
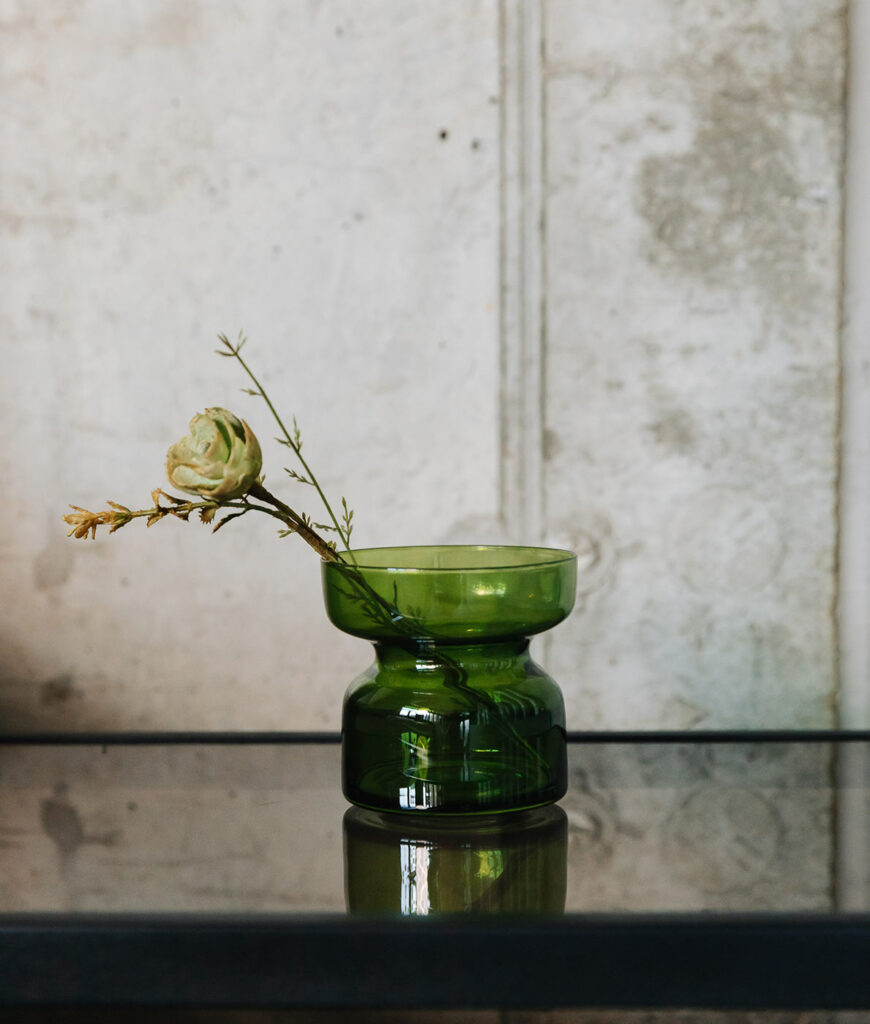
[166,408,262,500]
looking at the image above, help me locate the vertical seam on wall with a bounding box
[840,0,870,730]
[537,0,548,541]
[498,0,524,537]
[837,0,869,911]
[497,0,510,526]
[522,0,545,543]
[831,0,850,913]
[497,0,545,542]
[832,0,849,735]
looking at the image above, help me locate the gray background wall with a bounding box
[1,0,865,734]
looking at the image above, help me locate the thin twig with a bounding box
[217,334,352,552]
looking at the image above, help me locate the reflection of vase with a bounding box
[343,805,568,914]
[322,545,577,814]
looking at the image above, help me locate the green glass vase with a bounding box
[322,545,577,815]
[344,805,568,914]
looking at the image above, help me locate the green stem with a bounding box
[104,491,342,563]
[247,482,343,563]
[224,340,351,551]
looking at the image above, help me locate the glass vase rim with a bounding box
[322,543,577,572]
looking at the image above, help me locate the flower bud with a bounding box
[166,408,262,499]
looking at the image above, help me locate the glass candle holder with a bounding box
[323,545,577,814]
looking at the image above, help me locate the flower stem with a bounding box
[220,336,351,551]
[247,482,342,562]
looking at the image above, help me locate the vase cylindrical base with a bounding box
[341,640,567,815]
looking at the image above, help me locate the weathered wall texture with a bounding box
[1,1,502,730]
[542,0,846,729]
[0,745,347,912]
[0,0,851,733]
[561,741,834,913]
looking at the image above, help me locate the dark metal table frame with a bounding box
[2,731,868,1011]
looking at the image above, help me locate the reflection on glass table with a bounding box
[0,735,863,915]
[344,804,567,914]
[1,735,869,1010]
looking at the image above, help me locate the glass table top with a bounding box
[0,735,866,916]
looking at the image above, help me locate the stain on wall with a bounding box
[543,0,844,728]
[1,0,502,731]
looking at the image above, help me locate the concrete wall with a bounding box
[542,0,845,730]
[1,0,857,733]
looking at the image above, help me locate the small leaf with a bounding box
[199,506,218,524]
[212,511,246,534]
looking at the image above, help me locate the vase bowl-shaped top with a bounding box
[322,544,577,643]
